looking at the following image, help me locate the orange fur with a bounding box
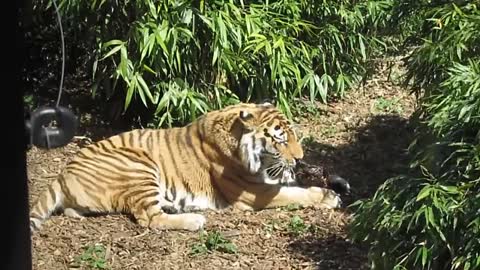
[30,102,341,232]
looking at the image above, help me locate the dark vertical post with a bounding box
[2,0,32,269]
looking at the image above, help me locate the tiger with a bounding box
[29,102,341,232]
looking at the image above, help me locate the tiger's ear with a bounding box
[238,110,256,130]
[260,98,276,107]
[239,110,254,121]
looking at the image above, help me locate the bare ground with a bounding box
[28,66,416,270]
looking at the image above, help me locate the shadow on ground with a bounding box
[288,233,369,269]
[288,113,415,268]
[303,113,415,203]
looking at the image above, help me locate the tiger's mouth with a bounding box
[254,147,297,185]
[264,161,298,186]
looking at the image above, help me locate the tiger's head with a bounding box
[234,102,304,185]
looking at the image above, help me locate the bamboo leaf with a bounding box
[124,76,136,110]
[137,74,154,103]
[101,44,123,60]
[416,185,431,202]
[421,246,428,267]
[358,34,366,61]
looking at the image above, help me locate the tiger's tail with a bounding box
[29,178,63,231]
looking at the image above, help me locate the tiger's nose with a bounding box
[294,149,304,160]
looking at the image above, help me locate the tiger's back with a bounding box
[30,102,342,232]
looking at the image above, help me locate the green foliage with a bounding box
[262,215,320,238]
[378,0,434,52]
[350,2,480,269]
[404,2,480,97]
[288,215,309,236]
[424,60,480,137]
[73,244,109,269]
[23,94,37,112]
[374,97,403,114]
[50,0,392,127]
[190,230,238,256]
[284,203,302,211]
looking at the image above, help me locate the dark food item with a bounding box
[327,175,351,195]
[295,160,351,195]
[295,160,330,187]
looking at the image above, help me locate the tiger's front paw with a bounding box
[181,213,207,231]
[307,187,342,209]
[148,213,206,231]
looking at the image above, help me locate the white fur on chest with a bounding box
[182,194,213,209]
